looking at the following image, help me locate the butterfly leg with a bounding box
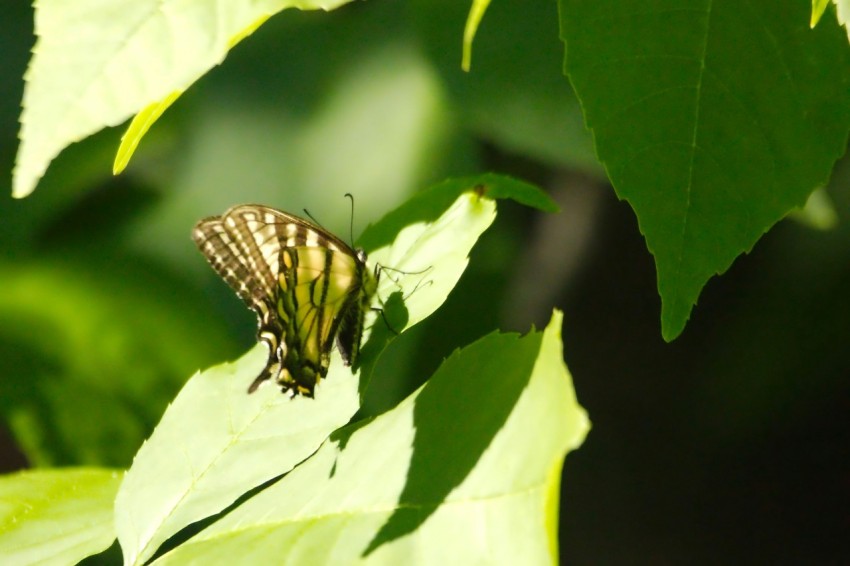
[248,366,273,393]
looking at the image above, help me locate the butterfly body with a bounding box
[193,205,376,396]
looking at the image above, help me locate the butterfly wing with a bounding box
[334,248,373,367]
[192,205,286,310]
[275,245,368,393]
[193,204,374,396]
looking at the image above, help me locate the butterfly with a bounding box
[192,204,378,397]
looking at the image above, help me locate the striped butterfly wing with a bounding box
[277,245,369,393]
[193,204,375,396]
[192,205,283,311]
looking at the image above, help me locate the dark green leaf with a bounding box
[561,0,850,339]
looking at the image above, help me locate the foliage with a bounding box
[2,0,850,562]
[151,311,586,565]
[0,180,589,564]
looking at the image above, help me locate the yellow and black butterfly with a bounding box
[192,204,377,397]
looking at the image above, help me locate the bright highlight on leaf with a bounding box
[14,0,355,198]
[152,311,589,565]
[0,468,121,566]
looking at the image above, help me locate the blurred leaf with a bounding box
[153,311,589,565]
[561,0,850,340]
[14,0,356,198]
[412,0,600,173]
[0,257,236,466]
[462,0,492,71]
[1,131,128,253]
[115,188,501,566]
[0,468,121,566]
[788,188,838,230]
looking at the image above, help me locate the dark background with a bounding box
[1,1,848,563]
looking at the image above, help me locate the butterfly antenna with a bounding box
[345,193,356,246]
[303,208,325,229]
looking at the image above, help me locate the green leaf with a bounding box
[152,311,589,565]
[114,346,361,566]
[0,468,121,566]
[115,188,501,566]
[14,0,355,198]
[366,192,498,350]
[358,173,557,253]
[561,0,850,340]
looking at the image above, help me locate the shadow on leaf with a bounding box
[356,291,409,400]
[362,330,543,556]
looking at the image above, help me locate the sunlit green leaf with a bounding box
[834,0,850,35]
[14,0,355,198]
[113,91,181,174]
[153,311,589,565]
[358,173,557,253]
[0,468,121,566]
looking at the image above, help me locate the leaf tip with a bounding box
[11,154,40,199]
[462,0,492,73]
[810,0,829,28]
[660,309,687,342]
[544,308,564,337]
[114,91,182,175]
